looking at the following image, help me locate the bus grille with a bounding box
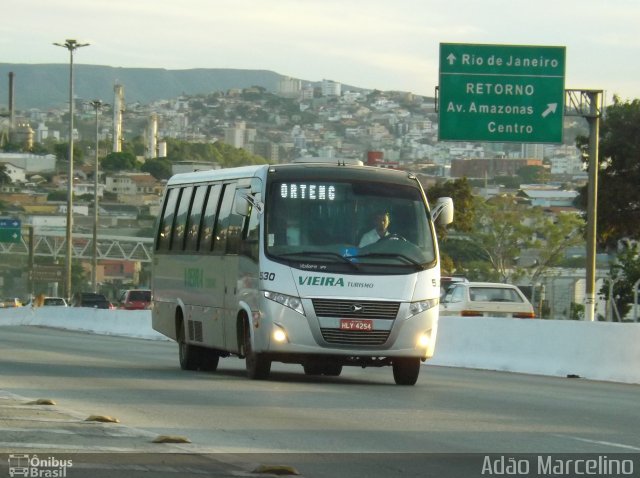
[321,328,391,346]
[311,299,400,320]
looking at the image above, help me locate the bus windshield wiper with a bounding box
[352,252,424,270]
[278,251,360,270]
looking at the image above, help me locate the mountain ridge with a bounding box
[0,64,297,110]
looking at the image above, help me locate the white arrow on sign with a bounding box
[447,53,457,65]
[541,103,558,118]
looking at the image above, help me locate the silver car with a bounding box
[440,282,535,318]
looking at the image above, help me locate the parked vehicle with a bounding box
[440,282,535,318]
[0,297,22,308]
[42,297,68,306]
[71,292,114,309]
[440,276,468,299]
[118,289,151,310]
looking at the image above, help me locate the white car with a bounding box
[42,297,68,306]
[440,281,535,318]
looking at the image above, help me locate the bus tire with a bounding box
[177,319,199,371]
[323,364,343,377]
[198,348,220,372]
[243,322,271,380]
[392,357,420,385]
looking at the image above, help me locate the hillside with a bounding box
[0,64,289,110]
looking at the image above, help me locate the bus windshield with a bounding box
[265,178,436,273]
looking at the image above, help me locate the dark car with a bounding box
[118,289,151,310]
[71,292,113,309]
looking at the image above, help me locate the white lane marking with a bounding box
[556,435,640,451]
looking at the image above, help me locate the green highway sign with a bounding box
[0,218,21,244]
[32,265,65,282]
[438,43,566,143]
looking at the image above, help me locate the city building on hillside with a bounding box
[0,162,26,183]
[74,182,105,198]
[518,187,579,208]
[0,191,48,206]
[105,172,163,205]
[451,157,543,179]
[224,121,256,149]
[278,76,302,97]
[0,153,56,174]
[321,79,341,97]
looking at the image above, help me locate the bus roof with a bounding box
[166,162,419,187]
[166,164,268,186]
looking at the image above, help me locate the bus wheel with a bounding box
[392,358,420,385]
[199,349,220,372]
[323,364,343,377]
[177,321,199,371]
[244,323,271,380]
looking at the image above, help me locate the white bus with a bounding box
[152,160,453,385]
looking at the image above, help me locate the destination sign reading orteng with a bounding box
[438,43,566,143]
[279,183,337,201]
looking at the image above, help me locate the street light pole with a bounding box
[90,100,104,293]
[54,39,89,301]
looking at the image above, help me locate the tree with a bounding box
[465,195,534,282]
[576,96,640,249]
[141,158,173,180]
[101,152,140,172]
[0,164,10,184]
[53,143,84,164]
[424,178,477,275]
[459,196,585,284]
[527,211,585,284]
[517,165,549,184]
[426,177,476,236]
[602,246,640,320]
[47,191,68,201]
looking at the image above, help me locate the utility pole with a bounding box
[565,90,603,321]
[90,100,104,293]
[53,39,90,301]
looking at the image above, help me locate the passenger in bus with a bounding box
[358,210,391,247]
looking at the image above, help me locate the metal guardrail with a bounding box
[0,231,154,263]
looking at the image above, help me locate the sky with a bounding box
[3,0,639,105]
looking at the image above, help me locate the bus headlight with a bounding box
[409,298,439,318]
[264,291,305,316]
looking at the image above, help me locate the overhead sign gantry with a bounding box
[438,43,566,143]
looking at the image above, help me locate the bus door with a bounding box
[222,182,262,354]
[212,183,241,352]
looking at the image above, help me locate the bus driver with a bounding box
[359,210,391,247]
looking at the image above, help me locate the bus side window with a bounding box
[213,184,237,254]
[185,185,208,252]
[171,186,194,251]
[200,184,222,252]
[157,188,180,251]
